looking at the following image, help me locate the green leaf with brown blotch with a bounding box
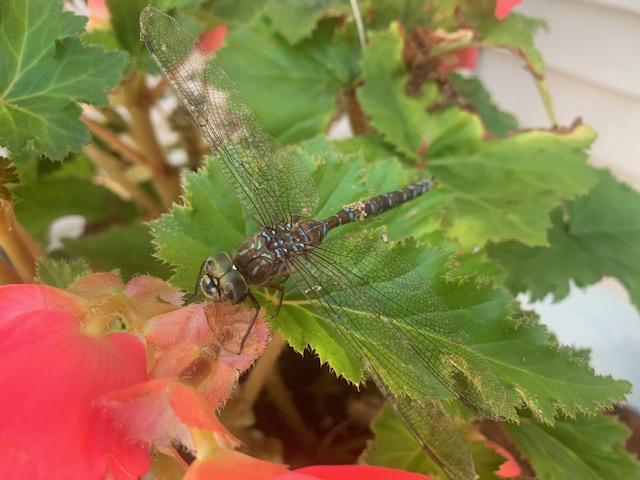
[357,25,484,160]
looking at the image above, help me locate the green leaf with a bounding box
[431,264,631,424]
[430,124,599,247]
[449,73,518,137]
[364,402,504,480]
[107,0,198,70]
[488,170,640,310]
[462,4,554,122]
[465,9,546,78]
[0,0,128,159]
[108,0,147,55]
[153,140,629,424]
[208,0,267,26]
[36,258,91,289]
[152,143,367,381]
[13,176,137,242]
[507,415,640,480]
[151,157,249,290]
[367,0,458,31]
[357,25,484,160]
[63,223,171,280]
[216,19,359,142]
[263,0,351,44]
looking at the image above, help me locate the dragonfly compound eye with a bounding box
[205,252,234,278]
[219,271,248,304]
[200,275,219,299]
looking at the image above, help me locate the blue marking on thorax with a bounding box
[343,207,355,221]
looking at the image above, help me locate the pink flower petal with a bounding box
[67,271,123,299]
[100,379,240,450]
[495,0,522,20]
[146,302,269,409]
[123,275,183,319]
[0,284,150,480]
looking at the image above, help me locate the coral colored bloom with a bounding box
[146,301,269,409]
[100,378,240,451]
[436,46,479,74]
[277,465,432,480]
[495,0,523,20]
[87,0,110,30]
[0,284,150,480]
[199,25,228,54]
[186,448,289,480]
[488,442,522,477]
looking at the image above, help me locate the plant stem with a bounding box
[122,72,181,209]
[241,332,287,408]
[345,85,370,135]
[84,117,154,170]
[536,77,559,126]
[84,144,163,216]
[0,199,39,282]
[0,260,20,284]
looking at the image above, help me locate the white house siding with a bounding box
[476,0,640,408]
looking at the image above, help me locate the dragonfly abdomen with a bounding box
[323,179,433,230]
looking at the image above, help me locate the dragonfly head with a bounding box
[201,252,248,304]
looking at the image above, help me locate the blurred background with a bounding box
[478,0,640,409]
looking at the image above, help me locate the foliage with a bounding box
[506,415,640,480]
[0,0,638,479]
[0,0,127,159]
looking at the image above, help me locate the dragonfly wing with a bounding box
[140,6,318,225]
[287,227,517,420]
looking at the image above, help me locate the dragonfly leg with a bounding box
[239,291,261,354]
[185,260,206,304]
[265,283,285,316]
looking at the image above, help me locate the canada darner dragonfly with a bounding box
[140,6,512,423]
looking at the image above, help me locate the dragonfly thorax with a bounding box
[233,220,327,286]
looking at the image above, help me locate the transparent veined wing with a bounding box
[287,227,518,421]
[140,6,318,226]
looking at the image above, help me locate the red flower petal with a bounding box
[198,25,228,54]
[282,465,432,480]
[185,448,288,480]
[0,285,150,480]
[146,302,269,409]
[436,46,479,75]
[486,442,522,478]
[495,0,522,20]
[100,379,240,450]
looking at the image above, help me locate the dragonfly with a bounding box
[140,6,512,422]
